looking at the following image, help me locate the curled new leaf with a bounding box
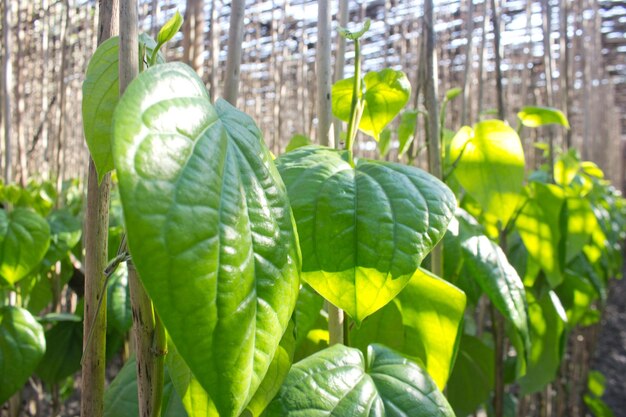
[518,106,570,129]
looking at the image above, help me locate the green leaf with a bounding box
[82,35,165,182]
[518,106,570,129]
[294,284,324,349]
[104,356,187,417]
[157,11,183,46]
[377,128,391,158]
[398,110,418,157]
[563,196,599,263]
[112,62,300,417]
[338,19,371,40]
[36,320,82,384]
[449,120,525,226]
[518,291,566,394]
[332,69,411,140]
[446,335,494,417]
[587,370,607,397]
[266,343,455,416]
[277,146,455,323]
[43,209,82,269]
[584,395,615,417]
[0,306,46,404]
[0,208,51,285]
[516,183,565,287]
[106,263,132,334]
[445,87,462,101]
[556,272,596,328]
[351,268,466,390]
[284,134,312,153]
[458,213,530,355]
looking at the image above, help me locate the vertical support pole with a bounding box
[316,0,333,148]
[223,0,245,105]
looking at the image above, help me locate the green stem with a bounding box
[439,99,448,143]
[344,38,362,160]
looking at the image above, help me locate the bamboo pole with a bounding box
[460,0,473,125]
[81,2,118,417]
[490,0,505,120]
[316,0,333,148]
[333,0,348,143]
[223,0,245,105]
[3,0,12,183]
[208,0,219,101]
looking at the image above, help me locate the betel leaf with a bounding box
[515,182,565,287]
[276,146,455,323]
[398,110,418,157]
[377,128,391,158]
[106,262,132,334]
[43,208,81,269]
[518,291,566,395]
[446,335,494,417]
[457,212,530,355]
[445,87,462,101]
[284,134,312,153]
[35,320,82,384]
[0,306,46,404]
[518,106,570,129]
[332,69,411,141]
[82,35,164,182]
[112,62,300,417]
[294,284,324,349]
[266,343,455,416]
[449,120,525,226]
[157,10,183,47]
[351,267,466,389]
[0,208,51,285]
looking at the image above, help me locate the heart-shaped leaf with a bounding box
[449,120,525,226]
[112,62,300,417]
[266,343,455,416]
[0,306,46,404]
[351,268,466,389]
[0,208,51,285]
[332,69,411,140]
[277,146,455,323]
[398,110,418,157]
[35,320,82,384]
[82,34,164,182]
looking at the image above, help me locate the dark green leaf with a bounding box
[267,343,455,416]
[36,320,82,384]
[277,146,455,323]
[106,263,132,334]
[284,134,312,153]
[0,208,51,285]
[112,62,300,417]
[398,110,418,157]
[0,306,46,404]
[377,128,391,158]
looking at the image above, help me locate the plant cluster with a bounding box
[0,13,624,417]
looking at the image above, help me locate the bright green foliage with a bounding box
[277,146,455,323]
[457,213,530,355]
[43,209,81,268]
[445,87,462,101]
[518,291,566,394]
[377,128,391,157]
[0,208,51,285]
[564,197,600,263]
[112,62,300,417]
[0,306,46,404]
[36,320,82,384]
[266,343,455,416]
[449,120,525,226]
[554,151,580,187]
[557,272,596,328]
[157,11,183,48]
[351,268,466,389]
[398,110,418,157]
[106,263,132,334]
[516,183,565,287]
[82,35,164,182]
[285,134,312,153]
[104,357,187,417]
[518,106,570,129]
[446,335,495,417]
[332,69,411,140]
[584,371,615,417]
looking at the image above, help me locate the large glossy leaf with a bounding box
[458,213,530,355]
[332,69,411,140]
[515,183,565,287]
[266,343,455,416]
[351,268,466,389]
[82,35,164,182]
[517,106,570,129]
[446,335,494,417]
[35,320,82,384]
[449,120,525,225]
[0,306,46,404]
[0,208,51,285]
[277,146,455,323]
[518,291,566,395]
[112,62,300,417]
